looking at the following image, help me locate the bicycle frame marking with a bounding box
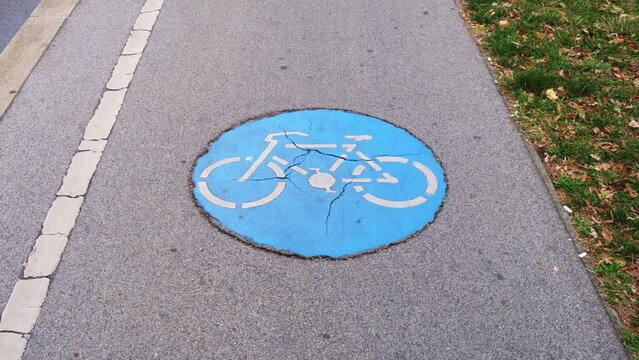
[198,131,438,210]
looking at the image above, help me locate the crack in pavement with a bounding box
[205,128,422,224]
[325,182,349,237]
[281,129,419,162]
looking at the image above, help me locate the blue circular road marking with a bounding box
[192,109,446,258]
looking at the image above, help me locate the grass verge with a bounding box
[461,0,639,356]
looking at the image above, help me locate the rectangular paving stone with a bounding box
[0,278,49,333]
[112,54,141,75]
[78,139,107,152]
[141,0,164,13]
[122,30,150,55]
[133,11,159,31]
[57,151,102,196]
[0,333,27,360]
[83,89,127,140]
[106,73,134,90]
[23,235,69,278]
[41,196,84,236]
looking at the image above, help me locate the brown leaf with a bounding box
[601,227,614,241]
[572,103,586,119]
[596,255,614,265]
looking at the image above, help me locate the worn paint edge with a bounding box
[189,108,450,261]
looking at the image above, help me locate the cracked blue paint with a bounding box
[193,109,446,258]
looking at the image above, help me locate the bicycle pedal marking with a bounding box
[192,109,447,258]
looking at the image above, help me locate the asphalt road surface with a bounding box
[0,0,627,358]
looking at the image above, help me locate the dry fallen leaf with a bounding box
[546,88,559,101]
[498,19,510,27]
[573,103,586,119]
[629,119,639,129]
[602,227,614,241]
[597,255,614,265]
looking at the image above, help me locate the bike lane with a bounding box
[2,0,625,358]
[0,0,144,335]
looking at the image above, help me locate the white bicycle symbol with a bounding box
[197,132,439,209]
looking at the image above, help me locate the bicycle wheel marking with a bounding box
[192,109,447,258]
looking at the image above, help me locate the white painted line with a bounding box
[345,135,372,141]
[242,182,286,208]
[41,196,84,235]
[377,173,398,184]
[106,73,134,90]
[198,182,236,209]
[133,11,159,31]
[23,235,68,278]
[84,89,127,140]
[291,166,307,175]
[78,139,107,152]
[57,151,103,196]
[272,155,288,165]
[96,89,128,116]
[284,144,338,149]
[0,2,164,356]
[0,279,49,333]
[363,194,427,209]
[112,54,142,75]
[200,157,240,178]
[356,151,382,171]
[342,178,372,183]
[241,163,287,208]
[342,144,356,152]
[412,161,438,195]
[377,156,408,164]
[122,30,150,55]
[353,185,364,193]
[329,156,345,172]
[0,333,27,360]
[141,0,164,13]
[351,164,366,176]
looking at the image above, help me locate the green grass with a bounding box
[464,0,639,356]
